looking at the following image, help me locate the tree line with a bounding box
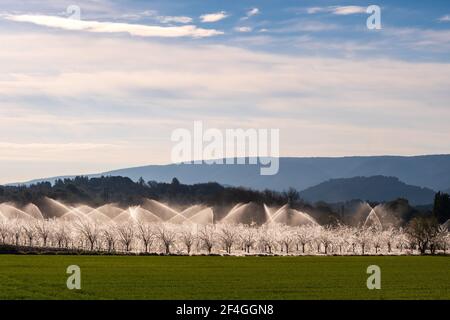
[0,175,448,226]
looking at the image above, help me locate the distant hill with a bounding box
[9,155,450,194]
[299,176,436,205]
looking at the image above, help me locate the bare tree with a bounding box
[179,227,196,254]
[258,226,277,254]
[295,227,312,254]
[54,222,69,249]
[198,225,216,254]
[35,220,50,247]
[239,226,256,254]
[319,229,334,255]
[357,229,371,255]
[407,216,440,254]
[102,225,117,252]
[218,224,237,254]
[22,222,36,246]
[12,221,21,246]
[136,221,156,253]
[372,233,383,254]
[333,226,350,254]
[117,224,135,252]
[396,230,409,253]
[76,219,99,251]
[278,226,295,254]
[383,228,395,253]
[158,225,176,254]
[432,225,448,254]
[0,220,10,244]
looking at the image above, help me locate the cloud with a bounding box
[247,8,260,17]
[1,30,450,181]
[385,27,450,50]
[120,10,156,20]
[118,11,192,24]
[306,7,323,14]
[157,15,193,24]
[235,26,252,33]
[2,14,222,38]
[200,11,228,23]
[119,10,193,24]
[307,6,366,15]
[241,7,260,21]
[332,6,366,15]
[439,15,450,22]
[274,20,338,33]
[0,142,114,152]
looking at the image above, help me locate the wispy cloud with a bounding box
[235,26,252,33]
[157,15,193,24]
[307,6,366,15]
[200,11,228,23]
[2,14,221,38]
[306,7,324,14]
[439,15,450,22]
[241,7,260,20]
[332,6,366,15]
[274,20,339,33]
[385,27,450,50]
[120,10,156,20]
[0,142,114,151]
[119,11,192,24]
[247,8,260,17]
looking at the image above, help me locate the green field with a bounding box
[0,255,448,300]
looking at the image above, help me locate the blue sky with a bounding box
[0,0,450,183]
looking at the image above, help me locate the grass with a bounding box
[0,255,448,300]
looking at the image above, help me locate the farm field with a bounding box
[0,255,448,300]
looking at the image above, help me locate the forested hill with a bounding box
[300,176,436,205]
[0,176,289,208]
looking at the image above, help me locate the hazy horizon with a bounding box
[5,153,450,186]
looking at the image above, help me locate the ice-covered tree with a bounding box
[35,220,50,247]
[179,225,196,254]
[198,225,216,254]
[116,224,135,252]
[22,222,36,246]
[218,224,237,254]
[239,225,257,254]
[0,220,10,244]
[76,219,99,251]
[158,224,176,254]
[136,221,156,253]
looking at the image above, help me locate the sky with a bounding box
[0,0,450,183]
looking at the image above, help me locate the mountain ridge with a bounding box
[7,155,450,193]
